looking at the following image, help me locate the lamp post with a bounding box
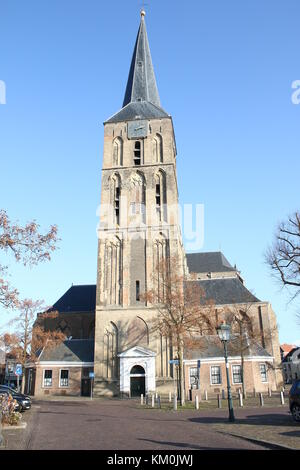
[217,323,235,423]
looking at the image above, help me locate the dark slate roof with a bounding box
[195,278,260,305]
[105,14,169,124]
[186,252,236,274]
[184,335,272,360]
[39,339,94,363]
[123,14,160,108]
[49,285,96,313]
[105,101,169,124]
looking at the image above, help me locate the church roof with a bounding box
[49,285,96,313]
[38,339,94,363]
[105,12,169,123]
[186,251,236,274]
[184,335,272,360]
[195,278,260,305]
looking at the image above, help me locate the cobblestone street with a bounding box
[1,398,298,450]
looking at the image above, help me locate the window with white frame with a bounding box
[211,366,221,385]
[60,369,69,387]
[232,365,242,384]
[189,367,198,388]
[260,363,268,382]
[43,370,52,387]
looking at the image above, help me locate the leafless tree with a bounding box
[0,210,59,309]
[1,299,65,392]
[266,211,300,300]
[143,257,216,406]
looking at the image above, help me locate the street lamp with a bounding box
[217,323,235,423]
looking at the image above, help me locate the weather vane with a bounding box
[140,1,148,16]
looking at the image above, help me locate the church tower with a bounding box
[94,11,185,396]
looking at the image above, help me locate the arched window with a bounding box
[110,173,121,225]
[153,233,169,302]
[134,141,142,166]
[130,171,146,223]
[153,134,163,163]
[155,170,167,222]
[113,137,123,166]
[104,237,122,306]
[104,322,118,378]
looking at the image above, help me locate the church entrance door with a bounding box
[130,365,145,397]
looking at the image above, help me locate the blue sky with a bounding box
[0,0,300,345]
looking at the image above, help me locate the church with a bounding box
[24,11,282,399]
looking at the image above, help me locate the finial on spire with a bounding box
[140,9,146,18]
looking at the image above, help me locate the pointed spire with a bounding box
[123,11,161,108]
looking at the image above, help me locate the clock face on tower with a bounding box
[127,120,148,139]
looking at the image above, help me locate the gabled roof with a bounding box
[184,335,272,360]
[38,339,94,363]
[282,347,300,363]
[186,251,236,274]
[105,12,169,124]
[118,346,156,358]
[194,278,260,305]
[48,285,96,313]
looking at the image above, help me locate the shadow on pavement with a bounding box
[137,438,241,450]
[189,413,294,427]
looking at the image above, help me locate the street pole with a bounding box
[223,341,235,423]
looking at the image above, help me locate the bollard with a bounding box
[146,394,149,406]
[173,394,177,411]
[152,394,155,408]
[158,395,161,409]
[141,394,144,405]
[217,394,222,408]
[239,392,243,408]
[259,393,264,407]
[155,392,158,400]
[169,391,172,402]
[280,391,285,405]
[204,390,208,401]
[268,388,272,398]
[195,395,199,410]
[253,388,256,398]
[244,390,247,399]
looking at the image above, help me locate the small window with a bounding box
[189,367,198,388]
[211,366,221,385]
[134,141,141,166]
[232,365,242,384]
[260,364,268,382]
[114,185,120,225]
[136,281,140,301]
[43,370,52,387]
[60,370,69,387]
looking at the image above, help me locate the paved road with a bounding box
[2,399,282,450]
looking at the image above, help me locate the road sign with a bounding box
[89,372,95,379]
[169,360,179,365]
[197,360,201,368]
[15,364,22,376]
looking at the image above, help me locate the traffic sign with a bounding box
[169,360,179,365]
[89,372,95,379]
[15,364,22,376]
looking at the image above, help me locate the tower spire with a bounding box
[122,11,161,108]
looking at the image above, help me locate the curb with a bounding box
[218,431,296,450]
[2,422,27,431]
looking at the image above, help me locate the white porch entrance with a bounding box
[118,346,156,396]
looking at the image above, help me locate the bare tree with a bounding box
[0,210,59,309]
[266,211,300,300]
[1,299,65,392]
[143,257,216,406]
[220,302,278,397]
